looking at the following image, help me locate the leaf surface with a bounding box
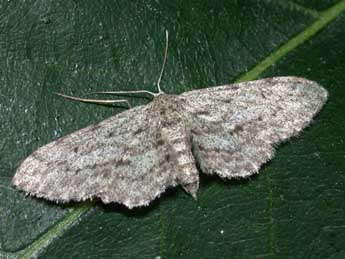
[1,1,344,258]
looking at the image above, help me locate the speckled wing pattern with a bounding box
[180,77,328,179]
[13,103,179,208]
[13,76,328,208]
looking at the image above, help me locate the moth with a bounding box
[12,32,328,209]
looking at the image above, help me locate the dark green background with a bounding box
[1,1,344,258]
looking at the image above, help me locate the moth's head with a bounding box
[152,93,180,111]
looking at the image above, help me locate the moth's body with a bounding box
[152,94,199,196]
[13,77,328,208]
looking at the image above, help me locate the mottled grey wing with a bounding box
[13,103,178,209]
[180,77,328,179]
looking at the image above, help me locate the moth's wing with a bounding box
[13,103,178,209]
[180,77,328,179]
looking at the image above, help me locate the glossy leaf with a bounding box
[1,1,345,258]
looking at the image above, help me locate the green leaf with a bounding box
[1,1,345,258]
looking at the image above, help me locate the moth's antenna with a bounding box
[70,31,169,98]
[157,30,168,94]
[54,92,132,108]
[56,31,169,105]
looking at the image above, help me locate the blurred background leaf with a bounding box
[0,1,344,258]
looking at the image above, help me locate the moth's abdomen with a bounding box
[160,120,199,197]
